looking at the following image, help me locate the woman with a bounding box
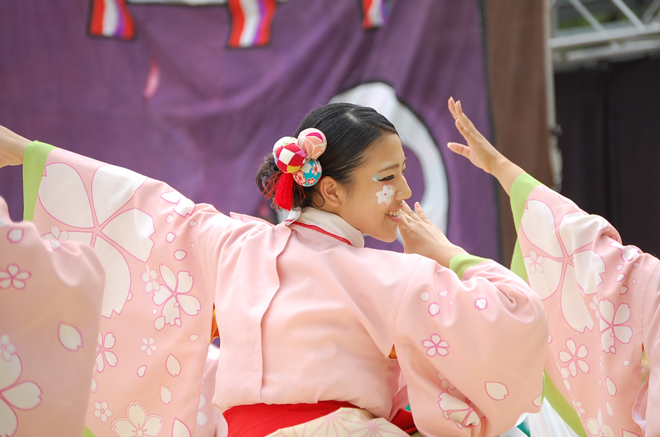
[0,103,548,437]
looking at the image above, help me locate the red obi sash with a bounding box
[223,402,416,437]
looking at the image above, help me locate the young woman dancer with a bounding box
[0,103,548,437]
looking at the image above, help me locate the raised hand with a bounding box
[446,97,524,195]
[0,125,30,168]
[398,201,466,267]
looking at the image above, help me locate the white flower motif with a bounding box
[375,185,394,205]
[140,338,157,356]
[94,401,113,423]
[42,225,69,241]
[584,408,614,437]
[197,394,208,427]
[152,264,201,330]
[0,348,42,436]
[95,331,118,373]
[0,334,16,362]
[37,161,154,318]
[141,267,159,294]
[437,393,480,429]
[112,401,164,437]
[558,338,589,378]
[524,251,545,274]
[422,334,449,357]
[0,264,31,290]
[598,299,632,354]
[573,400,586,417]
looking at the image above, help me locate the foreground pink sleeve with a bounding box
[0,196,105,437]
[511,174,658,437]
[393,255,548,437]
[23,142,242,437]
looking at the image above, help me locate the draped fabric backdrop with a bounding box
[0,0,498,259]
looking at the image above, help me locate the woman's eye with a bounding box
[402,167,407,175]
[381,175,394,181]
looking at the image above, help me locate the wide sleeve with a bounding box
[0,196,105,437]
[393,254,548,437]
[510,173,655,437]
[21,141,243,437]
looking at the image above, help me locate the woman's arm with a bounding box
[446,97,524,196]
[0,125,30,167]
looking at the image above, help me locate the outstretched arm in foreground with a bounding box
[0,125,30,168]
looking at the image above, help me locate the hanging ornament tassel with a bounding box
[274,172,295,211]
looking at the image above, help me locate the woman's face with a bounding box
[337,133,411,242]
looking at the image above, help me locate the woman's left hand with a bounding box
[398,201,466,267]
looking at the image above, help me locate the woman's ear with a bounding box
[316,176,343,208]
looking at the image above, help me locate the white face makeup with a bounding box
[375,185,395,204]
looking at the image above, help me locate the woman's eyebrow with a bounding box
[377,158,407,173]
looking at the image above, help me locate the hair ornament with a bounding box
[270,128,327,210]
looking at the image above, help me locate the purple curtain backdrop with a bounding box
[0,0,498,260]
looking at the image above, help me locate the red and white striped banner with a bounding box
[227,0,278,48]
[88,0,136,40]
[361,0,389,29]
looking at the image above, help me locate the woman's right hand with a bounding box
[0,125,30,168]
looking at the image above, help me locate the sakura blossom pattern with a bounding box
[515,180,651,437]
[376,185,394,204]
[27,147,214,437]
[0,264,31,290]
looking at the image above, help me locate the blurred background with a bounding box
[1,0,659,264]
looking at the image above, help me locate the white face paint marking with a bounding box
[376,185,394,204]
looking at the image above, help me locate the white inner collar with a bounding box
[286,208,365,248]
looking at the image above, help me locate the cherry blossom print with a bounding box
[520,201,608,333]
[474,298,488,310]
[608,240,642,264]
[622,431,641,437]
[94,401,113,423]
[0,218,6,227]
[419,291,430,301]
[166,354,182,377]
[58,323,83,351]
[484,382,509,400]
[438,377,458,395]
[598,299,632,353]
[558,339,589,378]
[172,418,192,437]
[573,400,586,417]
[95,331,118,373]
[37,162,155,318]
[7,228,23,243]
[533,395,542,408]
[111,401,164,437]
[428,303,440,316]
[161,191,195,217]
[606,402,614,417]
[375,185,394,205]
[140,338,157,356]
[137,366,147,378]
[0,347,43,437]
[524,251,545,274]
[0,264,31,290]
[605,377,617,397]
[422,334,449,357]
[160,386,172,404]
[0,335,16,363]
[43,225,69,241]
[584,408,614,437]
[437,393,480,429]
[141,267,159,293]
[152,264,200,330]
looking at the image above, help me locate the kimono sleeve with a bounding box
[510,173,654,437]
[0,196,105,437]
[21,141,241,437]
[393,254,548,437]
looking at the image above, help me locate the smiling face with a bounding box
[332,133,411,242]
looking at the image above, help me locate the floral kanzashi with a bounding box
[524,251,545,274]
[95,331,118,373]
[558,338,590,378]
[140,338,157,356]
[422,334,449,357]
[94,401,113,423]
[0,264,31,290]
[0,338,42,437]
[111,401,164,437]
[152,264,201,330]
[584,407,614,437]
[598,299,632,354]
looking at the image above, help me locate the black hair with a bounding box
[256,103,398,209]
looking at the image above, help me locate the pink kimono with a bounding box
[21,141,549,437]
[0,196,105,437]
[510,174,660,437]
